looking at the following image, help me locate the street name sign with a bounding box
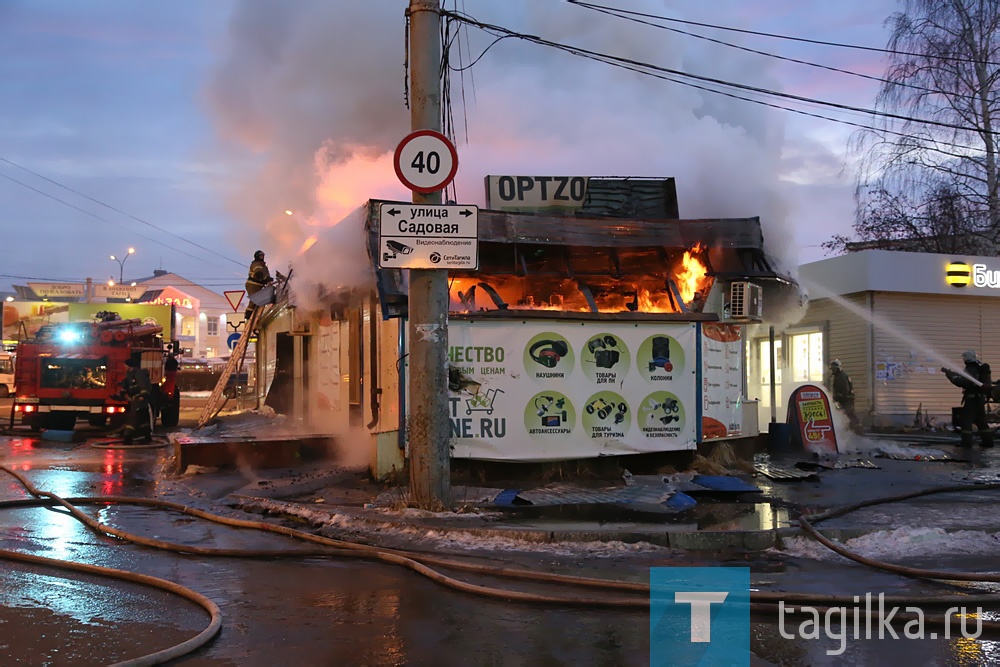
[378,203,478,270]
[393,130,459,194]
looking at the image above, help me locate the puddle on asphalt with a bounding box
[495,500,798,532]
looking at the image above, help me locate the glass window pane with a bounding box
[809,332,824,381]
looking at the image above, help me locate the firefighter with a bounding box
[943,350,995,448]
[828,359,861,433]
[245,250,274,320]
[121,354,153,445]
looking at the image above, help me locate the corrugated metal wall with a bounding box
[799,294,872,420]
[871,292,994,423]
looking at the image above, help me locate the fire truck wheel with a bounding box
[0,385,9,398]
[88,415,108,428]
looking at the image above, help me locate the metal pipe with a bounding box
[769,325,777,423]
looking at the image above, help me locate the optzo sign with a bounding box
[946,261,1000,288]
[485,175,588,212]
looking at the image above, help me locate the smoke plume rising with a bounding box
[205,0,806,298]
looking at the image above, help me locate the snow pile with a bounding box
[238,496,668,557]
[780,527,1000,562]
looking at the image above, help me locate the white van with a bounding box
[0,352,13,397]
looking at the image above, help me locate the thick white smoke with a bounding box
[205,0,810,300]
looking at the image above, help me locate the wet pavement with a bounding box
[5,430,1000,665]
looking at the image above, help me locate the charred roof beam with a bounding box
[666,279,690,314]
[575,281,599,313]
[477,282,508,310]
[609,248,623,279]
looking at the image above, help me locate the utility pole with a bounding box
[407,0,451,509]
[85,277,93,304]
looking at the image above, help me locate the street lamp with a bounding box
[110,247,135,283]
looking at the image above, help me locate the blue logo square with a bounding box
[649,567,750,666]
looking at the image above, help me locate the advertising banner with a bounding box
[2,301,70,341]
[701,323,744,439]
[786,384,840,455]
[447,319,698,460]
[67,304,173,340]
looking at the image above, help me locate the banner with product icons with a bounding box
[446,319,698,460]
[700,323,745,439]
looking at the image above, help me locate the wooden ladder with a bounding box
[196,307,261,429]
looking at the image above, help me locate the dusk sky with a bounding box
[2,0,897,295]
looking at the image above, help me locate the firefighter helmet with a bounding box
[962,349,978,363]
[830,359,842,370]
[254,250,265,261]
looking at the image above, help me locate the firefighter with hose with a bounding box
[943,349,995,448]
[121,353,154,445]
[828,360,861,433]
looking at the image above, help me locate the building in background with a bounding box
[7,271,243,360]
[784,249,1000,428]
[132,270,241,359]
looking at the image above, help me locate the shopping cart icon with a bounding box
[466,388,505,415]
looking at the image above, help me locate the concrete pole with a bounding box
[85,277,92,304]
[407,0,450,508]
[768,326,777,423]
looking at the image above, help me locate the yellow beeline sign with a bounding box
[946,261,971,287]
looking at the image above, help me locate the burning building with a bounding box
[254,188,795,477]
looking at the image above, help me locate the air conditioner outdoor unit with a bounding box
[729,282,763,322]
[289,309,315,336]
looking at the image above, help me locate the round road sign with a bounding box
[393,129,458,194]
[227,332,241,351]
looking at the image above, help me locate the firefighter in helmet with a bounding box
[244,250,274,319]
[828,359,861,433]
[943,349,995,447]
[121,353,153,445]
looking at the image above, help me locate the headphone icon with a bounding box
[529,339,569,369]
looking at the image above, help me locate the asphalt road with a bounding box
[4,429,1000,665]
[0,394,212,430]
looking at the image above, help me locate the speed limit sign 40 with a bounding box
[393,129,459,194]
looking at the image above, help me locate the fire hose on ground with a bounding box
[3,466,1000,664]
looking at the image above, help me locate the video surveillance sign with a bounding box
[378,203,479,270]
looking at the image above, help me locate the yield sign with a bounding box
[224,290,246,313]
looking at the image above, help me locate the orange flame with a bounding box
[676,245,708,303]
[298,235,318,255]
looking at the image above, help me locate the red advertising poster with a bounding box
[787,384,840,456]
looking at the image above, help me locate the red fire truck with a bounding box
[9,312,180,432]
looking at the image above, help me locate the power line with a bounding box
[0,172,231,268]
[0,156,245,268]
[566,0,1000,67]
[442,8,989,159]
[444,8,980,134]
[570,1,992,105]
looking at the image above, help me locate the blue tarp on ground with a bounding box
[688,475,761,494]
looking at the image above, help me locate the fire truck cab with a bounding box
[9,313,180,432]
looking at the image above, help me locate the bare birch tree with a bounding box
[846,0,1000,252]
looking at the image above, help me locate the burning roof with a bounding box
[365,200,789,320]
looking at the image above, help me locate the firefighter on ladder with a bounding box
[121,353,153,445]
[245,250,273,321]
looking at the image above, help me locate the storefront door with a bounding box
[753,338,782,411]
